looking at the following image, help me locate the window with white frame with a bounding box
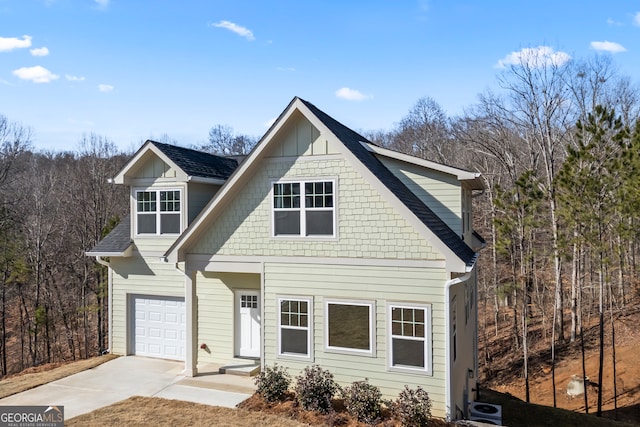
[273,180,334,237]
[388,303,432,373]
[278,297,312,359]
[325,300,374,355]
[135,189,181,235]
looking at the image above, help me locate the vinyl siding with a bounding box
[262,262,449,418]
[190,155,442,261]
[187,182,220,224]
[380,157,462,237]
[195,272,260,367]
[109,253,185,355]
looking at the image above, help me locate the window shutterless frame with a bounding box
[272,179,336,238]
[387,302,432,375]
[324,299,375,356]
[134,188,182,236]
[276,296,313,361]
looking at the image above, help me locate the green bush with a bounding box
[253,364,291,402]
[393,385,432,427]
[341,379,382,424]
[294,365,341,413]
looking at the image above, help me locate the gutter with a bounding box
[444,269,472,421]
[95,256,112,354]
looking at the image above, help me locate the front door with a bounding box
[236,290,260,358]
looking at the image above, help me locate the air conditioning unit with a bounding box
[469,401,502,425]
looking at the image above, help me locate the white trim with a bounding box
[85,245,133,258]
[324,299,375,357]
[113,141,188,185]
[133,187,183,236]
[185,254,447,270]
[360,141,483,184]
[276,295,314,362]
[264,153,343,163]
[271,178,337,238]
[386,302,433,375]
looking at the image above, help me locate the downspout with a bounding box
[95,256,112,354]
[444,269,472,421]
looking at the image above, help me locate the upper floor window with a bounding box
[273,180,334,237]
[135,189,181,235]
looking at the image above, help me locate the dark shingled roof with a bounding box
[299,98,478,267]
[151,141,239,180]
[86,216,132,255]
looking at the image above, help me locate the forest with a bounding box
[1,51,639,416]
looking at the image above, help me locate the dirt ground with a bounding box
[484,309,640,425]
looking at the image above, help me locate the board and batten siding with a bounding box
[195,271,260,367]
[263,262,449,418]
[109,254,185,355]
[379,157,462,237]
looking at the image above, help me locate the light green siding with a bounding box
[187,182,220,224]
[190,155,442,261]
[262,262,449,418]
[137,154,180,179]
[269,111,338,157]
[195,272,260,367]
[110,253,185,355]
[380,157,462,236]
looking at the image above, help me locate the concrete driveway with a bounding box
[0,356,256,420]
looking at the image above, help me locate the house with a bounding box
[86,97,484,420]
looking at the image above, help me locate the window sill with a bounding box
[276,353,314,363]
[387,365,432,376]
[324,347,374,358]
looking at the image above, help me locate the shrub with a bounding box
[253,363,291,402]
[294,365,341,413]
[393,385,432,427]
[341,379,382,424]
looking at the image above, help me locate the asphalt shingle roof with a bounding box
[151,141,239,180]
[87,216,132,255]
[299,98,478,267]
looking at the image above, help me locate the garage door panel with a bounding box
[132,296,185,361]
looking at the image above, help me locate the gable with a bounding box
[188,155,444,262]
[267,111,339,157]
[137,153,182,180]
[379,157,462,236]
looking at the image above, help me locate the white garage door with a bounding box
[133,296,186,360]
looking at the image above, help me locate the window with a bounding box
[273,180,334,237]
[388,303,432,373]
[278,297,312,359]
[135,189,181,235]
[325,300,374,355]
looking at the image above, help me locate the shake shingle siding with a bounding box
[299,99,477,267]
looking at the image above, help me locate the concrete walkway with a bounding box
[0,356,256,420]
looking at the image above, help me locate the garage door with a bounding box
[133,296,186,360]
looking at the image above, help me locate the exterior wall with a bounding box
[262,262,449,418]
[270,110,339,157]
[194,271,260,367]
[109,253,185,355]
[379,157,462,237]
[187,182,221,224]
[190,155,442,261]
[137,155,181,179]
[449,270,478,419]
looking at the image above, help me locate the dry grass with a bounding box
[0,354,118,399]
[66,396,308,427]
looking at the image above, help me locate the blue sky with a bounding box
[1,0,639,152]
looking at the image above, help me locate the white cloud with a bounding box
[264,118,276,128]
[98,84,114,92]
[211,20,255,41]
[0,35,32,52]
[590,40,626,53]
[66,74,85,81]
[30,47,49,56]
[12,65,59,83]
[634,12,640,26]
[95,0,109,8]
[495,46,571,69]
[335,87,371,101]
[607,18,623,26]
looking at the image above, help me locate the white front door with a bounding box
[236,291,261,358]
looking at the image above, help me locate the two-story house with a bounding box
[86,97,484,420]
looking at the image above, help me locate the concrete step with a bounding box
[219,361,260,377]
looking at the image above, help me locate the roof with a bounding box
[299,98,478,267]
[86,216,132,257]
[151,141,239,180]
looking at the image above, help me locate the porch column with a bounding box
[185,270,197,377]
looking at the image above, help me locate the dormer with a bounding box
[106,140,238,253]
